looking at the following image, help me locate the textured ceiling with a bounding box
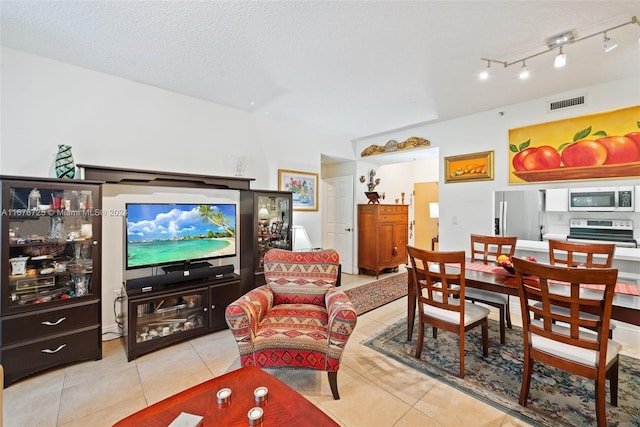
[2,1,639,141]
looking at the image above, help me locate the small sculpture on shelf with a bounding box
[28,188,41,210]
[361,169,382,204]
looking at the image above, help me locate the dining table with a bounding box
[406,261,640,341]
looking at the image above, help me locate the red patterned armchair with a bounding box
[225,249,357,399]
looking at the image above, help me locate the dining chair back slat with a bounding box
[470,234,517,264]
[548,239,615,268]
[467,234,517,344]
[512,257,620,427]
[545,239,616,338]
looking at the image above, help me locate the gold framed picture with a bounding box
[278,169,319,211]
[444,150,494,183]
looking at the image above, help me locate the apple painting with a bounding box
[596,135,639,164]
[560,140,607,167]
[508,106,640,183]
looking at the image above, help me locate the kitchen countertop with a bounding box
[517,239,640,262]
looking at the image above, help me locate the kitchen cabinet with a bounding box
[1,176,102,386]
[358,204,408,278]
[545,188,568,212]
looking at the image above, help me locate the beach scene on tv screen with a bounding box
[126,204,236,268]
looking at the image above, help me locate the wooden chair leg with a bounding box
[481,319,488,357]
[519,353,533,406]
[505,296,512,329]
[415,322,425,359]
[328,371,340,400]
[595,376,607,427]
[609,360,619,406]
[498,306,506,344]
[459,332,465,379]
[432,327,437,339]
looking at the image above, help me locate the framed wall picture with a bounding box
[278,169,319,211]
[444,150,494,183]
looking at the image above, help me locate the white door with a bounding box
[323,175,354,273]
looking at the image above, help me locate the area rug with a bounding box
[344,272,408,315]
[365,318,640,426]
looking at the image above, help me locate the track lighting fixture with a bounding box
[554,47,566,68]
[478,15,638,80]
[603,32,618,52]
[519,61,530,79]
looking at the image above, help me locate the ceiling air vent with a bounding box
[548,95,586,112]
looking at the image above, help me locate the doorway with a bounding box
[414,182,439,250]
[323,175,355,273]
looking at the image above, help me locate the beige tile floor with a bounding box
[4,270,640,427]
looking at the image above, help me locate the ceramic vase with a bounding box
[54,144,75,179]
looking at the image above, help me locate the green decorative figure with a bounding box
[55,144,75,179]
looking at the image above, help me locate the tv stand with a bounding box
[162,262,212,274]
[122,273,240,361]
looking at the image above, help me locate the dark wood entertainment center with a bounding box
[77,165,276,361]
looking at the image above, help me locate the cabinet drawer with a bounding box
[1,301,99,344]
[379,214,408,222]
[378,205,407,214]
[2,326,101,386]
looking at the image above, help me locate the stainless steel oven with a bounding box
[567,218,637,248]
[568,186,634,212]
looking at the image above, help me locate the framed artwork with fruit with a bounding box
[444,150,494,183]
[508,105,640,183]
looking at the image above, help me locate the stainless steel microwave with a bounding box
[568,186,634,212]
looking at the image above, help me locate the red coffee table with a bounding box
[113,366,339,426]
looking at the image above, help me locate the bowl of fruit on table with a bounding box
[497,255,537,274]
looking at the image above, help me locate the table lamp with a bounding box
[258,206,270,226]
[291,225,313,251]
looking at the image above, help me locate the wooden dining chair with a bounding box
[545,239,616,337]
[467,234,517,344]
[407,246,489,379]
[511,257,620,427]
[549,239,615,268]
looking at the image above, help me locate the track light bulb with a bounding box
[519,62,529,79]
[554,47,566,68]
[479,62,491,80]
[603,33,618,52]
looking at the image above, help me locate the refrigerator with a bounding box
[494,190,545,241]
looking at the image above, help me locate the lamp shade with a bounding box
[429,202,439,219]
[291,225,313,251]
[258,207,270,220]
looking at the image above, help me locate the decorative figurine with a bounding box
[364,169,382,203]
[28,188,41,210]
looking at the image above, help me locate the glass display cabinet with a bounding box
[240,190,293,294]
[1,176,102,386]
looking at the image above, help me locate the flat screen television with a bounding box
[125,203,237,270]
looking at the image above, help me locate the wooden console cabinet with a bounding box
[122,273,240,361]
[358,204,408,278]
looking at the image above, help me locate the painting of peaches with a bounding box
[508,105,640,184]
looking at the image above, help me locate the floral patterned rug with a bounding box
[344,272,408,315]
[365,318,640,426]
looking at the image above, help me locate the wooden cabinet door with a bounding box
[378,222,395,265]
[393,221,408,264]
